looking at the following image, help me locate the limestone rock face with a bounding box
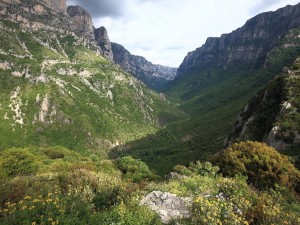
[140,191,191,224]
[177,3,300,77]
[67,5,94,39]
[111,42,177,91]
[41,0,66,13]
[94,26,113,61]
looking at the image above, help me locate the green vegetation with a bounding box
[211,141,300,191]
[0,144,299,224]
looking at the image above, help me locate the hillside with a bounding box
[226,57,300,165]
[0,0,180,158]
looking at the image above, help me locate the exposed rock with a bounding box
[177,3,300,78]
[111,42,177,91]
[67,5,94,40]
[57,67,76,76]
[165,172,187,181]
[41,0,66,13]
[0,61,12,70]
[94,26,113,61]
[140,191,191,224]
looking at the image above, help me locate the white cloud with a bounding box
[68,0,300,67]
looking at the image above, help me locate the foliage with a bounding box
[0,148,38,177]
[211,141,300,190]
[117,156,158,182]
[93,195,162,225]
[191,194,250,225]
[188,161,219,177]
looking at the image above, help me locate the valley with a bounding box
[0,0,300,224]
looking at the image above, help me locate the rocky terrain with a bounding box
[112,42,177,91]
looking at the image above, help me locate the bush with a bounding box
[0,148,38,177]
[211,141,300,190]
[189,161,219,177]
[117,156,158,182]
[172,165,193,176]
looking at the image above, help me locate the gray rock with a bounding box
[95,26,113,61]
[177,3,300,78]
[140,191,191,224]
[165,172,187,181]
[67,5,94,40]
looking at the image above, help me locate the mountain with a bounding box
[65,5,176,91]
[176,3,300,78]
[111,42,177,91]
[0,0,179,157]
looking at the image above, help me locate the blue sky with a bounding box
[67,0,300,67]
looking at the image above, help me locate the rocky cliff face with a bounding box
[111,42,177,91]
[42,0,66,13]
[226,57,300,151]
[95,26,113,61]
[177,3,300,77]
[67,5,94,40]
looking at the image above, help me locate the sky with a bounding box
[67,0,300,67]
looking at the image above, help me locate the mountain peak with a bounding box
[94,26,113,61]
[67,5,94,39]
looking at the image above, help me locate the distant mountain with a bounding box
[111,42,177,91]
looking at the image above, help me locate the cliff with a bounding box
[94,26,113,61]
[67,5,94,40]
[177,3,300,77]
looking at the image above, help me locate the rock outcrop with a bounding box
[67,5,94,40]
[94,26,113,61]
[177,3,300,77]
[111,42,177,91]
[41,0,66,13]
[140,191,191,224]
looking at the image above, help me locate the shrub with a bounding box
[117,156,158,182]
[172,165,193,176]
[189,161,219,177]
[44,149,65,159]
[211,141,300,190]
[0,148,38,177]
[192,194,250,225]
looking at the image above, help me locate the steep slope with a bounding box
[0,0,178,158]
[226,57,300,157]
[111,42,177,91]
